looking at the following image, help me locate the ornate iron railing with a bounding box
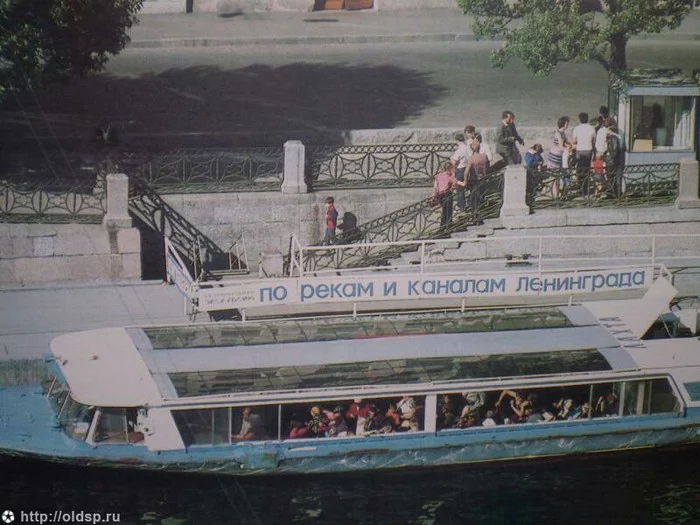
[0,177,106,224]
[128,178,230,277]
[299,169,505,272]
[307,143,453,189]
[529,163,680,209]
[118,148,284,193]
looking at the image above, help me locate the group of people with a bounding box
[438,388,619,429]
[433,124,494,226]
[525,107,624,199]
[433,107,625,226]
[231,387,622,443]
[288,396,423,439]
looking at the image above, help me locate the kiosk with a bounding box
[609,69,700,165]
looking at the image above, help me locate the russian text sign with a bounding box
[196,267,653,312]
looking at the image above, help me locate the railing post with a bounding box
[675,158,700,209]
[499,165,530,224]
[103,173,132,229]
[282,140,308,194]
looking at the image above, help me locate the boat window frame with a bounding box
[91,408,129,445]
[56,395,96,441]
[172,407,233,447]
[165,374,685,447]
[432,375,683,432]
[47,375,71,417]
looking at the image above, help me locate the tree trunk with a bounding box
[610,33,627,71]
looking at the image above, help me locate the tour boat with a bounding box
[1,276,699,475]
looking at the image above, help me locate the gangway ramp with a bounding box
[165,234,700,321]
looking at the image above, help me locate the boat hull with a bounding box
[2,383,700,476]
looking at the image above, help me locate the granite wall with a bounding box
[0,224,141,286]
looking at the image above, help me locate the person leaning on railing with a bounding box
[604,123,623,198]
[523,144,545,202]
[432,161,458,227]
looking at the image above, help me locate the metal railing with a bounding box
[529,163,680,209]
[118,147,284,193]
[297,169,505,272]
[0,177,106,224]
[289,233,699,278]
[307,143,453,189]
[128,178,226,276]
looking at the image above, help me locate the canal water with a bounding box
[2,447,699,525]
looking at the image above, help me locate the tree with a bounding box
[0,0,143,100]
[457,0,694,75]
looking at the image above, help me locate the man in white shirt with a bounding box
[572,112,597,195]
[572,112,596,168]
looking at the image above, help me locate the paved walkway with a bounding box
[0,281,192,361]
[128,8,700,48]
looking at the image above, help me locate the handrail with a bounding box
[289,233,700,278]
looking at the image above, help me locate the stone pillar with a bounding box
[499,165,530,223]
[282,140,308,194]
[102,173,132,229]
[675,158,700,209]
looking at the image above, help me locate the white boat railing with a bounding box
[289,233,700,279]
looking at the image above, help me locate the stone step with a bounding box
[491,221,700,238]
[445,234,699,261]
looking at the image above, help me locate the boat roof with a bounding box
[51,328,164,407]
[50,304,646,407]
[49,279,697,407]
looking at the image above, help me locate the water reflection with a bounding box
[2,447,699,525]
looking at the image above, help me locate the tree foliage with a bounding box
[0,0,143,100]
[457,0,694,75]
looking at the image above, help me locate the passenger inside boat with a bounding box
[495,390,532,424]
[162,378,680,447]
[438,394,459,429]
[595,391,620,417]
[458,391,486,426]
[287,419,309,439]
[327,406,350,438]
[396,395,418,431]
[232,407,265,441]
[363,404,393,435]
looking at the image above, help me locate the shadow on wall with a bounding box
[0,62,448,159]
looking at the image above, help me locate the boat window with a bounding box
[437,385,592,429]
[169,349,610,397]
[58,397,95,441]
[281,396,426,439]
[592,383,621,418]
[41,375,56,396]
[94,408,128,444]
[172,408,230,446]
[649,378,680,413]
[143,308,572,350]
[622,381,644,416]
[230,405,278,443]
[47,376,70,414]
[434,378,679,431]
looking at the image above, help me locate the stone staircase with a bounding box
[387,205,700,295]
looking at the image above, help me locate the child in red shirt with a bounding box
[324,196,338,244]
[591,153,606,197]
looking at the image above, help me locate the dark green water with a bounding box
[2,447,700,525]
